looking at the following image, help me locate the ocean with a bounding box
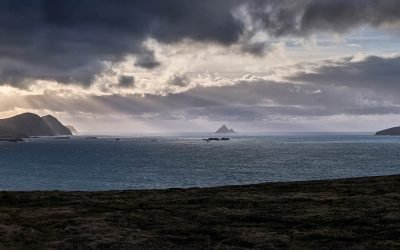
[0,133,399,191]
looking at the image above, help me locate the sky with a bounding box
[1,0,400,133]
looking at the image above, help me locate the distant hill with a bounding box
[0,129,27,139]
[376,126,400,136]
[0,113,73,138]
[215,125,236,133]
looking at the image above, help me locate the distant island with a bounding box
[375,126,400,136]
[215,125,236,133]
[0,113,75,139]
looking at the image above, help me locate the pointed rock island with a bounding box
[215,125,236,134]
[0,113,74,139]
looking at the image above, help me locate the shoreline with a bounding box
[1,175,399,249]
[2,174,399,192]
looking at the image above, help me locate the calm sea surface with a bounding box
[0,133,399,191]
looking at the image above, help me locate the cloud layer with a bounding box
[3,55,400,124]
[1,0,400,88]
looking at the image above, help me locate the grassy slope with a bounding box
[0,175,399,249]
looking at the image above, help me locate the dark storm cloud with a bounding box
[134,50,160,69]
[1,0,400,87]
[0,0,243,87]
[290,56,400,95]
[247,0,400,36]
[118,75,135,88]
[300,0,400,34]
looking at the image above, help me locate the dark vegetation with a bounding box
[0,175,399,249]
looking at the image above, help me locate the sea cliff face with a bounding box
[0,113,73,138]
[66,125,79,135]
[42,115,73,136]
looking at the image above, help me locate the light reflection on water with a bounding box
[0,132,399,191]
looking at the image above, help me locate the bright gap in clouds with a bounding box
[2,51,400,133]
[1,0,400,133]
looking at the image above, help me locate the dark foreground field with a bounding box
[0,176,400,249]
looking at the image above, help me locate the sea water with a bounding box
[0,133,399,191]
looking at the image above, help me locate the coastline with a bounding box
[0,175,399,249]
